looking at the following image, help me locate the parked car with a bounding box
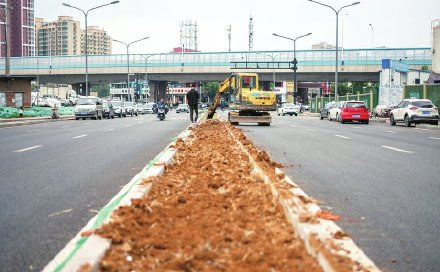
[143,103,156,114]
[124,102,138,116]
[102,101,115,119]
[74,96,103,120]
[328,101,345,121]
[136,103,146,115]
[389,98,439,127]
[320,103,333,120]
[373,105,392,118]
[111,100,127,117]
[339,101,370,124]
[303,104,310,111]
[277,103,299,116]
[176,103,189,113]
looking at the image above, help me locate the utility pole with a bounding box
[248,15,253,52]
[227,25,231,51]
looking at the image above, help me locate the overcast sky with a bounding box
[36,0,440,54]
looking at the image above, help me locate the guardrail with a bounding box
[0,47,432,71]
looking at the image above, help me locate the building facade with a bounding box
[82,26,112,55]
[36,16,81,56]
[0,0,35,57]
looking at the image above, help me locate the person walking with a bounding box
[186,84,199,123]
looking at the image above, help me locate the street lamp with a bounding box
[113,37,149,102]
[369,23,374,48]
[141,53,164,102]
[256,52,285,92]
[308,0,360,101]
[62,1,119,96]
[272,32,311,103]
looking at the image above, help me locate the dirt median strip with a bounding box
[44,117,381,272]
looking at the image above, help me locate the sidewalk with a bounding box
[0,115,75,128]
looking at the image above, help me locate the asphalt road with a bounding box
[0,111,192,272]
[221,112,440,272]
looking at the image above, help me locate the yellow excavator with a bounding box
[207,73,277,126]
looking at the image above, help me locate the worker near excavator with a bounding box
[186,84,199,123]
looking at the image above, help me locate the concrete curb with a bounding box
[225,124,381,272]
[0,115,75,128]
[42,116,201,272]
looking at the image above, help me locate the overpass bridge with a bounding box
[1,47,431,87]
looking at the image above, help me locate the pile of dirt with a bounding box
[95,120,324,272]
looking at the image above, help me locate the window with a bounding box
[241,76,256,89]
[15,93,23,108]
[0,92,6,107]
[345,102,366,108]
[412,101,434,108]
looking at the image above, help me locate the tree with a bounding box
[91,84,110,97]
[421,65,429,71]
[203,82,220,102]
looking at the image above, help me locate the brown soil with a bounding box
[95,120,325,272]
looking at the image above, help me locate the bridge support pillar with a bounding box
[149,81,168,103]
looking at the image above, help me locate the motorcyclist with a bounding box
[157,98,168,119]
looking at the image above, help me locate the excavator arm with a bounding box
[207,76,235,119]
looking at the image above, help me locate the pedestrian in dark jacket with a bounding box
[186,84,199,123]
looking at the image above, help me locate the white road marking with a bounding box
[306,128,318,132]
[48,208,73,217]
[384,130,397,134]
[138,122,143,124]
[73,134,87,139]
[83,123,92,125]
[14,145,42,153]
[381,145,414,154]
[290,125,298,128]
[106,128,114,132]
[352,126,362,129]
[414,128,429,131]
[125,125,132,128]
[334,135,350,139]
[429,137,440,140]
[62,126,70,128]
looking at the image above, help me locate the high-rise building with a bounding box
[0,0,35,57]
[82,26,112,55]
[36,16,81,56]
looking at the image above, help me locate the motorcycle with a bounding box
[157,105,166,121]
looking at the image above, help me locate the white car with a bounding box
[328,101,345,121]
[390,98,439,127]
[277,103,299,116]
[124,102,138,116]
[111,100,127,117]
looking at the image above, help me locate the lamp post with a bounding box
[272,32,311,103]
[369,23,374,48]
[308,0,360,101]
[141,53,163,102]
[113,37,149,102]
[256,52,285,92]
[62,1,119,96]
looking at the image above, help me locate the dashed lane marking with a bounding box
[429,137,440,140]
[414,128,429,131]
[14,145,42,153]
[384,130,397,134]
[62,126,70,128]
[125,125,132,128]
[106,129,114,132]
[381,145,414,154]
[289,125,299,128]
[73,135,87,139]
[352,126,362,129]
[334,135,350,139]
[306,128,318,132]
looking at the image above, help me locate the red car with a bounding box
[339,101,370,124]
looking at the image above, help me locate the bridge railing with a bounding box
[0,48,432,71]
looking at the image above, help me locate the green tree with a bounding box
[421,65,429,71]
[203,82,220,101]
[92,84,110,97]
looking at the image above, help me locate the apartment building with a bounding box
[82,26,112,55]
[0,0,35,57]
[36,16,81,56]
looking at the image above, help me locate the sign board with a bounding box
[286,81,294,92]
[379,86,403,106]
[382,59,409,73]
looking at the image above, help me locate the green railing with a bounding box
[311,88,379,113]
[404,84,440,107]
